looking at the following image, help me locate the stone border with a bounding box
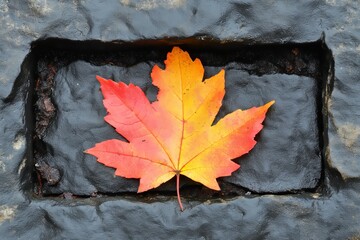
[0,1,359,239]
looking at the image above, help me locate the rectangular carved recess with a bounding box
[27,38,332,200]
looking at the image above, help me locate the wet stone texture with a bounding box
[1,1,360,239]
[39,59,321,195]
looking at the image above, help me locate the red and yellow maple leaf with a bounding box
[85,47,274,210]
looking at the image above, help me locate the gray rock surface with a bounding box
[40,60,321,195]
[0,0,359,239]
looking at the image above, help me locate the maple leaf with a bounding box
[85,47,274,210]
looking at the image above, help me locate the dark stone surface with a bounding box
[0,0,360,239]
[221,71,321,192]
[40,60,321,195]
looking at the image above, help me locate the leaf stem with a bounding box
[176,173,184,211]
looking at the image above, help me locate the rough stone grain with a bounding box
[40,61,321,194]
[0,0,359,239]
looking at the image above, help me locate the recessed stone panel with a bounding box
[33,43,323,196]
